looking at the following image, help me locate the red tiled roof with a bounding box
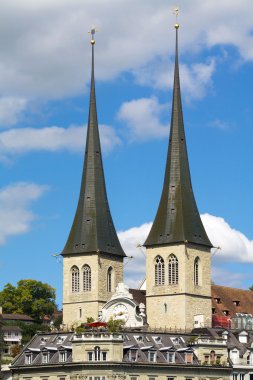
[211,285,253,318]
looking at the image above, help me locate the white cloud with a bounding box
[118,223,151,289]
[118,214,253,288]
[212,267,249,289]
[208,119,233,131]
[0,124,121,157]
[0,1,253,99]
[0,97,27,127]
[201,213,253,263]
[134,58,216,101]
[117,97,169,141]
[0,182,48,245]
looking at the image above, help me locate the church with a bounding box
[61,23,212,332]
[11,22,253,380]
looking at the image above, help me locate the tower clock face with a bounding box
[113,303,129,321]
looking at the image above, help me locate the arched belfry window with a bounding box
[194,257,200,286]
[107,267,113,292]
[168,254,178,285]
[71,266,80,292]
[83,265,91,292]
[155,256,165,285]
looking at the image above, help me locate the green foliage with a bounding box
[53,314,63,329]
[249,285,253,291]
[10,344,21,358]
[18,322,50,344]
[86,317,95,323]
[0,279,56,321]
[106,317,125,333]
[75,326,85,335]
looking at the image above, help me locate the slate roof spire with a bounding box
[62,29,125,257]
[144,23,212,248]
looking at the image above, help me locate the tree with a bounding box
[107,317,125,333]
[249,285,253,291]
[0,280,56,321]
[0,311,3,378]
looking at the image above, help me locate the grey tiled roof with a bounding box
[12,331,199,368]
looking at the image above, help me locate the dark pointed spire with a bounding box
[62,30,125,257]
[145,24,212,248]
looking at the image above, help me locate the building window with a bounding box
[83,265,91,291]
[59,351,67,362]
[194,257,200,285]
[210,350,215,363]
[25,353,32,364]
[233,375,238,380]
[107,267,113,292]
[130,377,137,380]
[167,378,175,380]
[42,352,49,364]
[185,352,193,364]
[155,256,164,285]
[129,349,138,362]
[102,352,107,361]
[167,351,175,363]
[94,346,101,361]
[240,375,245,380]
[168,254,178,285]
[246,354,250,364]
[71,266,80,292]
[148,351,156,362]
[88,352,93,361]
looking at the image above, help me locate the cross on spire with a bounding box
[172,6,180,29]
[88,26,99,44]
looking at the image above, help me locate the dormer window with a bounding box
[25,353,33,364]
[233,300,240,307]
[59,351,67,363]
[238,331,248,344]
[212,308,216,314]
[135,336,143,343]
[171,337,180,345]
[167,351,175,363]
[148,351,156,362]
[42,352,49,364]
[223,310,229,316]
[154,336,162,344]
[129,349,138,362]
[215,298,221,304]
[185,352,193,364]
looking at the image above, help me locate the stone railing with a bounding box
[72,332,124,342]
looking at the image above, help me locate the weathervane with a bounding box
[88,26,99,45]
[172,7,180,29]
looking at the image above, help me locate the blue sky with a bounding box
[0,0,253,307]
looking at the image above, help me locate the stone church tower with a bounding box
[61,31,125,328]
[144,24,213,331]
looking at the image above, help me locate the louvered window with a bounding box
[83,265,91,291]
[155,256,165,285]
[71,266,80,292]
[168,254,178,285]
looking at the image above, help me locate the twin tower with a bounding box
[61,26,213,331]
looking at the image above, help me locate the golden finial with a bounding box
[88,26,99,45]
[172,7,180,29]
